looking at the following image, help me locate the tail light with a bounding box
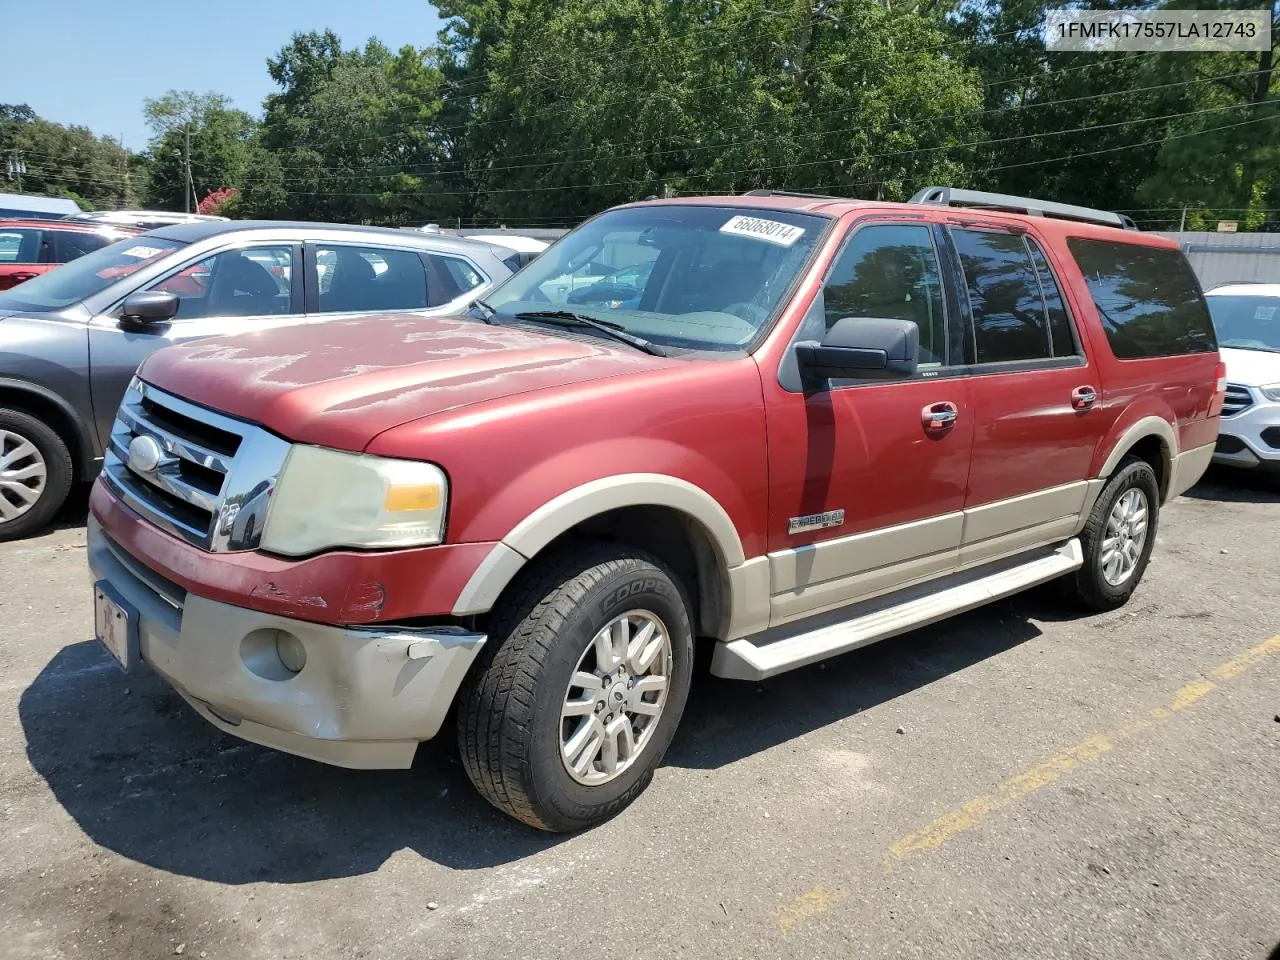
[1209,360,1228,416]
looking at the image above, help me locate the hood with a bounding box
[1219,347,1280,389]
[139,313,671,451]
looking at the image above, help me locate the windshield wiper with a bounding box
[514,310,666,356]
[471,298,499,324]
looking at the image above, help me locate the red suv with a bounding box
[0,219,137,289]
[86,187,1224,831]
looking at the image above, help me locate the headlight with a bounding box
[1260,383,1280,402]
[261,446,448,556]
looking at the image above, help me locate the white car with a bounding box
[1205,283,1280,475]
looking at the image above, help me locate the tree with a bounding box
[6,116,139,208]
[143,90,256,212]
[1137,0,1279,229]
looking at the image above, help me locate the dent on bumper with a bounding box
[88,517,486,770]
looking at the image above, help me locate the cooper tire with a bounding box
[1068,456,1160,612]
[0,408,73,543]
[457,543,694,832]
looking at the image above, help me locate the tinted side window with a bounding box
[1066,238,1216,358]
[316,245,429,313]
[151,246,293,320]
[821,223,948,367]
[51,230,113,263]
[1027,239,1079,357]
[425,253,485,307]
[0,228,41,264]
[951,229,1050,363]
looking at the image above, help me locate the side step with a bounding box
[711,539,1083,681]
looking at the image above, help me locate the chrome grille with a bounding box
[1221,384,1254,418]
[101,379,291,551]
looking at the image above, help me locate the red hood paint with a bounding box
[138,313,671,450]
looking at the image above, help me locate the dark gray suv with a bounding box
[0,220,519,540]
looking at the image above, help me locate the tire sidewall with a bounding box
[0,409,73,541]
[524,560,693,825]
[1086,460,1160,603]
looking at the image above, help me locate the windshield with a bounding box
[1207,294,1280,352]
[0,236,184,312]
[480,204,830,351]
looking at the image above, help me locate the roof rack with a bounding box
[909,186,1138,231]
[743,189,847,201]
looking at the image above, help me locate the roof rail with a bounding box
[743,189,847,201]
[909,186,1138,231]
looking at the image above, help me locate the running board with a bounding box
[711,539,1083,681]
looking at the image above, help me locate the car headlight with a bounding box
[261,445,448,556]
[1260,383,1280,402]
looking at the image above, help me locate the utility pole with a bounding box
[1178,207,1187,233]
[5,150,24,192]
[183,125,193,213]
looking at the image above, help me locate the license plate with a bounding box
[94,584,133,671]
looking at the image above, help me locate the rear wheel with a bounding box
[457,544,693,832]
[0,409,73,543]
[1067,456,1160,611]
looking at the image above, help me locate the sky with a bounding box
[5,0,442,149]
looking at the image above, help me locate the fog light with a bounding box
[275,631,307,674]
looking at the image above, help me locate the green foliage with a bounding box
[2,108,139,209]
[143,90,257,211]
[10,0,1280,229]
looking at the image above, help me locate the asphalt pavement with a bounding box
[1,470,1278,960]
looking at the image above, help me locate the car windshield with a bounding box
[1207,294,1280,352]
[0,236,184,312]
[480,204,830,351]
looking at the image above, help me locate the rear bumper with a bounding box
[88,516,486,769]
[1214,399,1280,472]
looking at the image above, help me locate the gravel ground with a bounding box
[1,469,1278,960]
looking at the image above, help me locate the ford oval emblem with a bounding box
[127,434,164,474]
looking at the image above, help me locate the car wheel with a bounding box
[458,543,694,832]
[1068,455,1160,611]
[0,408,74,543]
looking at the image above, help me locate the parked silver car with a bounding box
[0,220,519,540]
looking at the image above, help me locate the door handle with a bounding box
[921,401,958,433]
[1071,385,1098,410]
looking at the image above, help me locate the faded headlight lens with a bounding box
[261,445,448,556]
[1259,383,1280,402]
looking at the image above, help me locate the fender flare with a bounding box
[452,473,746,616]
[0,376,97,473]
[1097,415,1177,498]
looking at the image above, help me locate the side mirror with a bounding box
[119,291,180,327]
[795,317,919,382]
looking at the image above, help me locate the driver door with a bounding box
[87,243,301,450]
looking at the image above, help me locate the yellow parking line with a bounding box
[886,633,1280,864]
[778,885,842,935]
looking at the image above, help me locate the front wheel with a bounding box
[457,544,693,832]
[0,408,73,543]
[1067,456,1160,611]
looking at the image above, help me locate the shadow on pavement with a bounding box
[21,596,1046,884]
[1182,465,1280,504]
[50,482,92,532]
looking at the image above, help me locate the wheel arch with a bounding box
[0,378,96,480]
[452,474,746,639]
[1096,415,1177,503]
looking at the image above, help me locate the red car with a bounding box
[87,187,1223,831]
[0,219,138,289]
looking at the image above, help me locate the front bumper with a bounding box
[1214,397,1280,472]
[88,516,486,769]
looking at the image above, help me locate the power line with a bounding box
[238,67,1257,187]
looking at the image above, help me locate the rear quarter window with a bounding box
[1066,238,1216,359]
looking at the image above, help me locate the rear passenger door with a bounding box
[944,223,1103,564]
[305,243,489,317]
[0,226,44,289]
